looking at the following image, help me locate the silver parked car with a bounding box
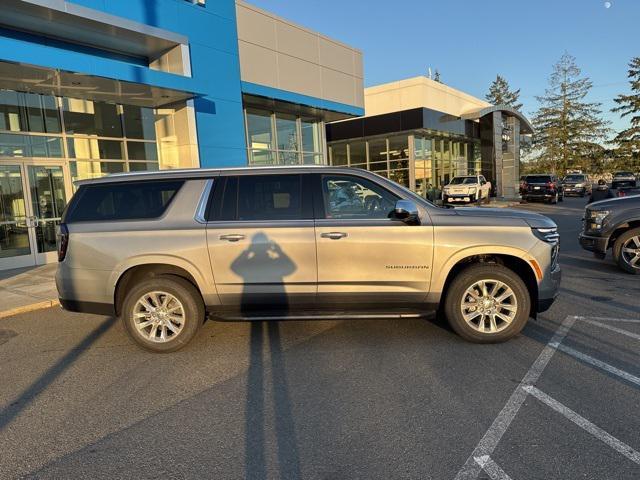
[56,166,561,352]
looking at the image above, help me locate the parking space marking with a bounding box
[554,343,640,387]
[524,386,640,466]
[454,316,576,480]
[474,456,513,480]
[576,316,640,324]
[577,318,640,341]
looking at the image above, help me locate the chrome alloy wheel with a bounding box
[621,235,640,270]
[460,279,518,333]
[133,291,185,343]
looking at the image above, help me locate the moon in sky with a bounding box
[604,1,612,8]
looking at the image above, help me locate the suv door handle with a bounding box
[320,232,348,240]
[219,234,245,242]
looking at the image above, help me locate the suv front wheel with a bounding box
[613,227,640,274]
[444,264,531,343]
[122,275,205,352]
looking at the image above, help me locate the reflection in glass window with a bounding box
[301,118,320,153]
[70,161,125,182]
[349,141,366,166]
[329,143,347,166]
[278,150,299,165]
[0,91,61,133]
[368,138,388,165]
[246,109,273,150]
[249,149,275,166]
[123,105,157,140]
[237,174,303,221]
[129,162,160,172]
[127,141,159,161]
[67,138,124,160]
[0,133,63,158]
[322,175,397,220]
[276,113,298,151]
[62,99,122,137]
[303,153,323,165]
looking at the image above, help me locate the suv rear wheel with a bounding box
[444,264,531,343]
[613,228,640,274]
[122,275,205,352]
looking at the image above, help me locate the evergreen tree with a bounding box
[485,75,523,111]
[532,53,610,174]
[612,56,640,170]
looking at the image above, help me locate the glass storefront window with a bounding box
[70,161,125,182]
[349,141,366,167]
[276,113,298,151]
[62,99,122,137]
[246,109,274,150]
[249,149,275,166]
[0,91,61,134]
[301,118,320,153]
[127,141,159,161]
[0,133,63,158]
[278,150,299,165]
[67,138,124,160]
[123,105,156,140]
[329,144,347,166]
[129,162,160,172]
[303,153,323,165]
[368,138,388,166]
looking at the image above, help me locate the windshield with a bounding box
[564,175,585,182]
[449,177,476,185]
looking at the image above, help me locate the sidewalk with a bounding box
[0,264,59,319]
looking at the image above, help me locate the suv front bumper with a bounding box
[579,233,608,254]
[537,263,561,313]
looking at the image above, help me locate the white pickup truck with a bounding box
[442,175,492,204]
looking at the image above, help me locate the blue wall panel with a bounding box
[1,0,247,168]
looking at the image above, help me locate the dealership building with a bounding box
[0,0,531,270]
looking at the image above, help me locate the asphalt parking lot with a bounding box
[0,197,638,479]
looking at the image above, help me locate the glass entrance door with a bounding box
[0,165,32,268]
[0,163,69,270]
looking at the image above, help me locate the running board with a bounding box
[211,312,428,322]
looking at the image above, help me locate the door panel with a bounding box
[207,222,317,307]
[27,165,67,257]
[316,220,433,305]
[315,173,433,306]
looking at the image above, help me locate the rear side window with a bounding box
[238,175,304,221]
[65,180,183,222]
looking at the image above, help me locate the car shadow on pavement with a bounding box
[0,316,116,432]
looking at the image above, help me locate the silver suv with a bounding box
[56,167,561,352]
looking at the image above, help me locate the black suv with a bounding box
[522,174,564,204]
[579,194,640,274]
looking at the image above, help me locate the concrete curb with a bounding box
[0,299,60,320]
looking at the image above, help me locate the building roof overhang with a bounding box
[0,60,200,107]
[461,105,534,134]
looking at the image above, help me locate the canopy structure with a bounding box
[461,105,534,135]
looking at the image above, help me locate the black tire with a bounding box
[612,227,640,275]
[121,275,205,352]
[444,264,531,343]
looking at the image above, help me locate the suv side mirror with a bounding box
[392,199,420,225]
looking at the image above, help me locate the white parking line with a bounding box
[525,386,640,466]
[474,456,513,480]
[554,343,640,387]
[576,316,640,324]
[577,318,640,341]
[454,316,576,480]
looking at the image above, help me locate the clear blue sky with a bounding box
[246,0,638,135]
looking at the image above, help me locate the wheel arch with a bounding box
[437,251,539,317]
[112,259,209,316]
[609,218,640,249]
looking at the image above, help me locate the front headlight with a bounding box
[532,227,560,268]
[469,188,477,195]
[587,210,610,230]
[575,183,584,188]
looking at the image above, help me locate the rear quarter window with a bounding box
[64,180,184,223]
